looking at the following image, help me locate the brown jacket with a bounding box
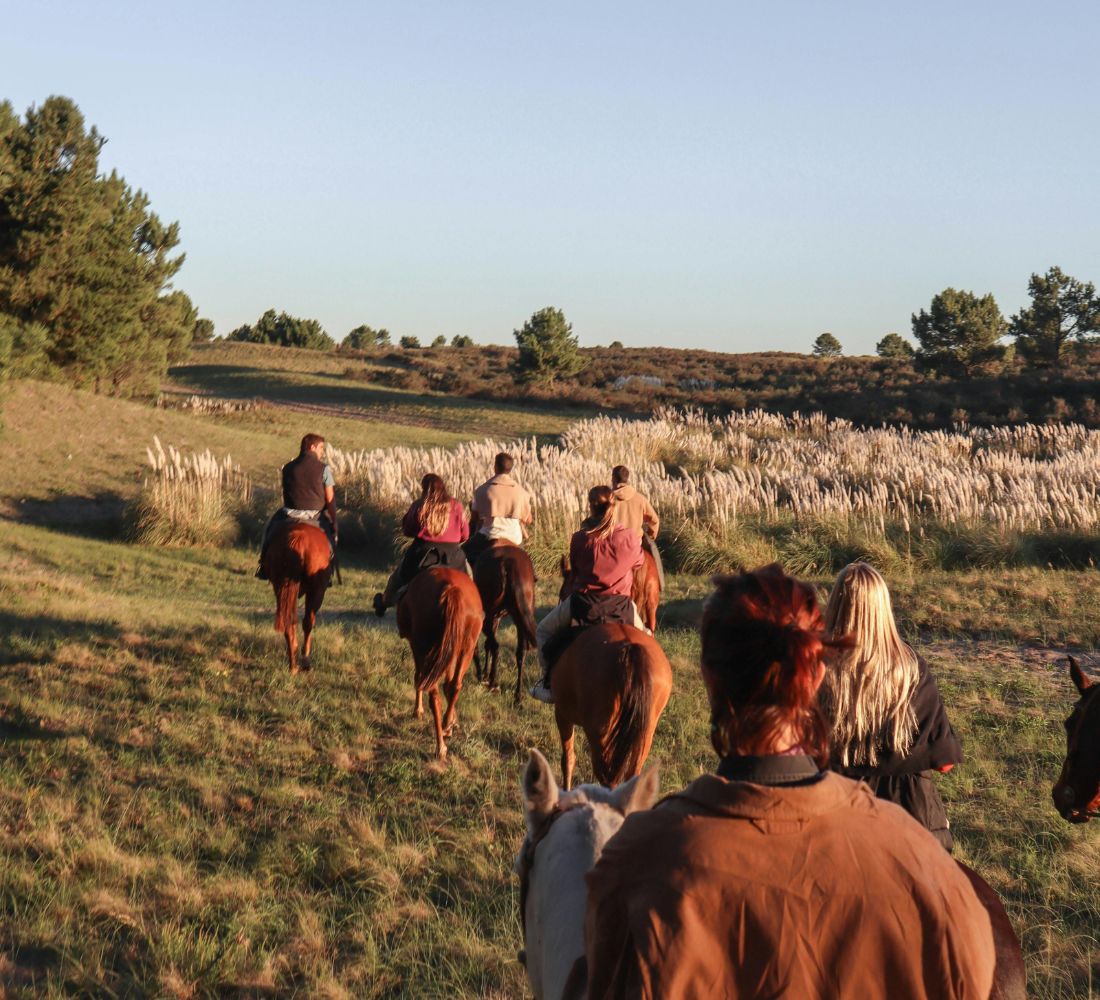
[584,771,995,1000]
[610,484,659,538]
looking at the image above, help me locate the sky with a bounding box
[5,1,1099,353]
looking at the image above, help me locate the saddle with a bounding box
[543,593,635,672]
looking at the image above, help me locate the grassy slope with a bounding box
[1,521,1097,997]
[2,357,1098,996]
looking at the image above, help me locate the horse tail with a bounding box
[604,640,653,786]
[507,560,538,646]
[417,581,472,692]
[275,578,300,633]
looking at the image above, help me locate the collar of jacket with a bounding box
[488,473,516,486]
[612,484,636,501]
[660,769,873,824]
[717,753,822,785]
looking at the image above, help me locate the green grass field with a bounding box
[2,360,1098,997]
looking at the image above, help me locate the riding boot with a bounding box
[529,675,554,704]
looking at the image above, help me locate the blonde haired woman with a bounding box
[530,485,647,703]
[821,561,962,850]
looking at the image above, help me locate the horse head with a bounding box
[1052,656,1100,823]
[516,748,659,1000]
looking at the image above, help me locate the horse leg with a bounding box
[430,687,447,760]
[486,623,501,693]
[413,687,423,719]
[557,713,576,790]
[474,632,485,683]
[513,630,527,706]
[300,588,320,672]
[442,672,464,737]
[285,622,299,675]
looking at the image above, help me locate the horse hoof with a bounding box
[290,666,299,676]
[300,658,312,672]
[487,684,500,694]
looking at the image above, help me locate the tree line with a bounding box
[811,266,1100,374]
[0,96,210,394]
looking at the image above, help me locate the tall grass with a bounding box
[130,436,253,546]
[327,409,1100,573]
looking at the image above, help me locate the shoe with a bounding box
[529,679,554,704]
[373,593,386,618]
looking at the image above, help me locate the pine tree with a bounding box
[911,288,1006,377]
[876,333,914,359]
[0,96,198,394]
[1010,266,1100,365]
[811,332,843,358]
[513,307,587,384]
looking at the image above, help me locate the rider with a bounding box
[610,465,664,591]
[256,433,337,580]
[373,473,469,616]
[530,485,648,704]
[582,564,996,999]
[466,451,534,566]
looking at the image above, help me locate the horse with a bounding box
[516,748,660,1000]
[472,540,538,703]
[396,566,484,761]
[262,520,331,674]
[1052,655,1100,823]
[956,862,1027,1000]
[633,545,661,632]
[551,624,672,790]
[517,750,1025,1000]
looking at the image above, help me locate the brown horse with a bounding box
[956,862,1027,1000]
[472,541,538,703]
[551,624,672,790]
[633,546,661,632]
[1052,655,1100,823]
[263,521,331,674]
[397,567,484,760]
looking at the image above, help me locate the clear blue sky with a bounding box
[6,1,1099,353]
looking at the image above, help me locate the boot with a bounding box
[529,676,554,704]
[373,593,386,618]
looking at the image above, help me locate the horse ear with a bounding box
[611,766,660,817]
[1069,656,1093,695]
[522,749,559,834]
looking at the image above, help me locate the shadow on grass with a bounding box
[0,611,122,665]
[6,491,127,538]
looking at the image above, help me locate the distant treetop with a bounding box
[513,306,587,384]
[812,332,843,358]
[228,309,334,351]
[876,333,914,359]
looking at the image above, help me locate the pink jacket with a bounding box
[402,498,469,544]
[567,525,643,598]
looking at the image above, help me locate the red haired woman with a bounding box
[373,473,469,616]
[583,564,995,999]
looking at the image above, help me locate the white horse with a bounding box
[516,748,659,1000]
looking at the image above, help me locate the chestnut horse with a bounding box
[1052,655,1100,823]
[551,624,672,790]
[263,521,331,674]
[472,541,538,703]
[397,567,484,760]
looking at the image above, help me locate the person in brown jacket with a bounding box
[609,465,664,590]
[583,563,996,1000]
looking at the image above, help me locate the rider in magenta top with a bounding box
[402,497,470,544]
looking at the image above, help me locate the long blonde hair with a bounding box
[819,562,919,766]
[417,473,452,538]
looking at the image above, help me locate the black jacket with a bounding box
[834,656,962,849]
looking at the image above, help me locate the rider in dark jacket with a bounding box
[256,433,337,579]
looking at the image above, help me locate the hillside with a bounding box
[317,339,1100,428]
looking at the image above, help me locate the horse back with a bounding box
[955,861,1026,1000]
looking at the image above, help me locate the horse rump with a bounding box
[415,576,481,693]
